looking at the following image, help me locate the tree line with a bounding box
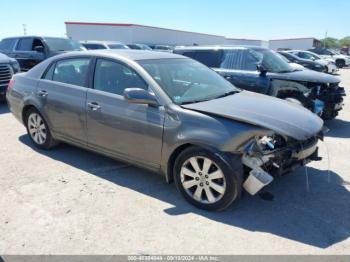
[320,37,350,48]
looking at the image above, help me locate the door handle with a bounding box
[224,76,232,80]
[37,90,48,97]
[87,102,101,111]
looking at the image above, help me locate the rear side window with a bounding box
[220,49,244,70]
[0,39,17,51]
[194,50,223,68]
[93,59,147,95]
[52,58,90,87]
[16,38,34,51]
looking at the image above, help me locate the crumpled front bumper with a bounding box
[320,86,346,119]
[241,135,321,195]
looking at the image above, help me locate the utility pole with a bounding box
[22,24,27,35]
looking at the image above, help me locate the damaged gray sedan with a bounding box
[6,50,324,211]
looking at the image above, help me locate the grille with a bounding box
[0,64,13,88]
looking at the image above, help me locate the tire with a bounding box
[173,146,243,211]
[336,60,345,68]
[25,108,58,150]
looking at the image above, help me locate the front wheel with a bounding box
[25,108,58,149]
[173,147,242,211]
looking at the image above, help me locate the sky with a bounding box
[1,0,349,40]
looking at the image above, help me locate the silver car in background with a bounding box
[6,50,324,211]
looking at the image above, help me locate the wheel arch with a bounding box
[165,142,240,184]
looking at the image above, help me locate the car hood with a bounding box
[269,68,340,84]
[181,91,323,141]
[0,52,11,63]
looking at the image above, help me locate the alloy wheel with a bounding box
[28,113,47,145]
[180,156,226,204]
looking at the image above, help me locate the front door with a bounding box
[86,58,165,167]
[14,38,45,71]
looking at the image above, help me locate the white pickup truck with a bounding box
[309,48,350,68]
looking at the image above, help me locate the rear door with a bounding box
[37,57,91,145]
[86,58,164,167]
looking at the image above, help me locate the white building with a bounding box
[269,37,321,50]
[65,22,226,46]
[224,38,264,47]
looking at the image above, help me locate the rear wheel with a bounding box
[25,108,58,149]
[173,146,242,211]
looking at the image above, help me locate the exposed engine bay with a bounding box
[240,133,321,195]
[271,79,346,120]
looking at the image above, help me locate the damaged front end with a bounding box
[240,133,322,195]
[271,79,346,120]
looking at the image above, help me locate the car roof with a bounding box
[81,40,126,45]
[1,36,69,40]
[52,49,185,61]
[174,45,267,51]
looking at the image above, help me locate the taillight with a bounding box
[7,78,15,92]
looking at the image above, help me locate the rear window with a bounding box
[83,43,106,50]
[0,38,17,51]
[107,44,129,49]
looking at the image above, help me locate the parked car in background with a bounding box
[287,50,338,74]
[174,46,346,120]
[278,51,328,73]
[309,48,350,68]
[276,52,306,71]
[150,45,173,52]
[127,43,152,50]
[6,50,324,211]
[80,41,129,50]
[0,36,84,71]
[0,53,20,100]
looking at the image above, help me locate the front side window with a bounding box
[16,38,33,51]
[52,58,90,87]
[241,49,293,73]
[93,59,147,95]
[139,58,239,105]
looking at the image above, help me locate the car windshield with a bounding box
[139,58,239,105]
[305,52,321,60]
[108,44,129,49]
[43,37,84,51]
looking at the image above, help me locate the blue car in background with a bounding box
[174,46,346,120]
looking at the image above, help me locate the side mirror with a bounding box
[34,46,44,53]
[124,88,159,106]
[257,64,267,76]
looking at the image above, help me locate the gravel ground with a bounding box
[0,69,349,255]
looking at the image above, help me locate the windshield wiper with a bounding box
[212,90,239,99]
[180,99,211,105]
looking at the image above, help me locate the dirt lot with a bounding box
[0,69,349,255]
